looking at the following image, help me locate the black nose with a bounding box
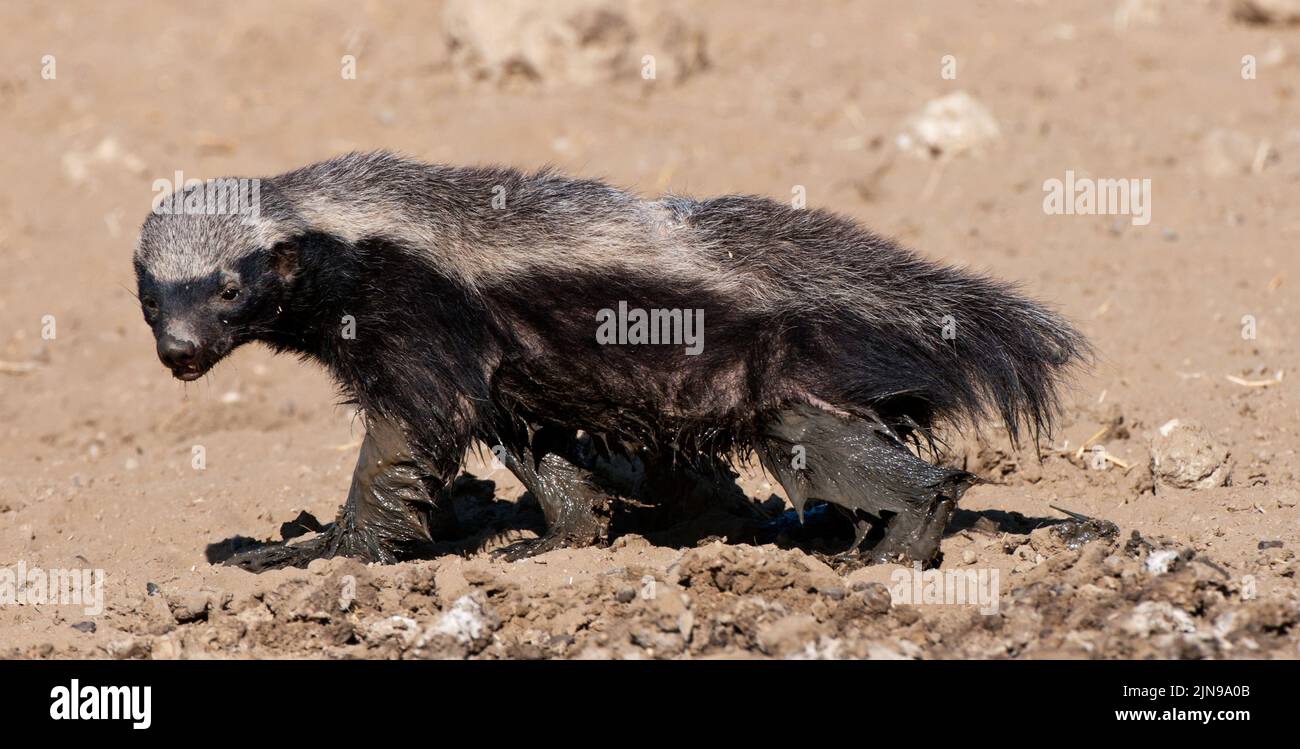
[157,335,198,369]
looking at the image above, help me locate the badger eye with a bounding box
[219,286,240,301]
[142,297,159,312]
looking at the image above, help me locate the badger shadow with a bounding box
[206,473,1073,568]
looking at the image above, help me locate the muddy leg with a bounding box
[222,417,455,572]
[496,430,616,559]
[495,429,750,557]
[863,495,960,564]
[758,403,974,566]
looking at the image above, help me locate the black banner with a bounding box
[3,659,1284,735]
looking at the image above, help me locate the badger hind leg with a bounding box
[757,403,974,567]
[220,417,456,572]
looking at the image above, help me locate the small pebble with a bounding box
[861,583,893,615]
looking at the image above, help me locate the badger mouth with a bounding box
[161,338,235,382]
[168,346,228,382]
[172,365,208,382]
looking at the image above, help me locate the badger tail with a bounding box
[846,264,1090,450]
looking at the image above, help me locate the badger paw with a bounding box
[494,527,601,561]
[218,535,334,573]
[210,522,407,573]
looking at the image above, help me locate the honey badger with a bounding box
[133,151,1087,571]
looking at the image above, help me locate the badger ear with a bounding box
[269,239,299,281]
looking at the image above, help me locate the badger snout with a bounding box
[157,333,203,378]
[154,317,218,380]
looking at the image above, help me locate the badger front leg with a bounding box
[494,430,616,559]
[758,403,975,567]
[224,417,456,572]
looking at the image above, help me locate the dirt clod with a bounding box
[1150,419,1233,489]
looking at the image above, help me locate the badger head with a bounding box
[133,180,303,381]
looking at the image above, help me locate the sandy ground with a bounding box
[1,0,1298,659]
